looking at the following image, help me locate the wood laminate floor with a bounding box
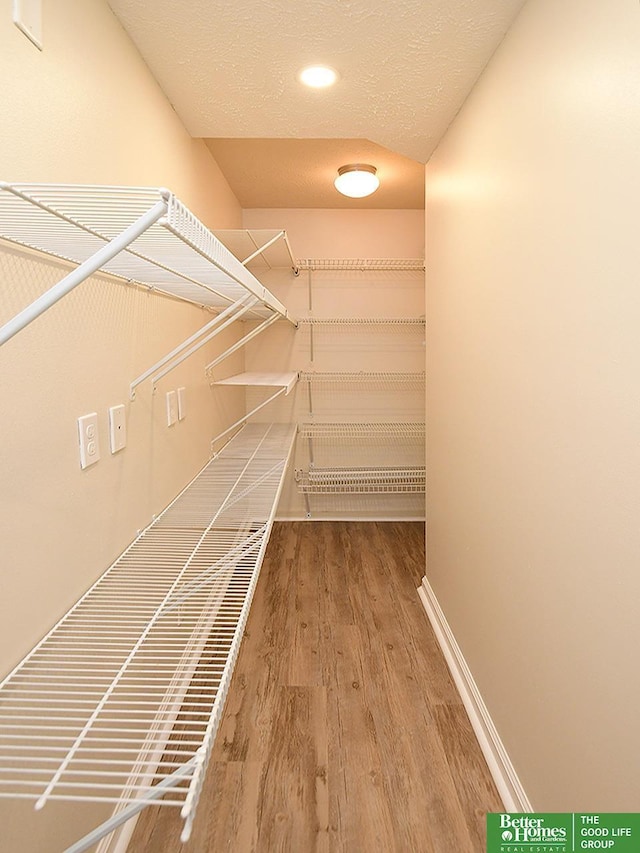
[128,521,502,853]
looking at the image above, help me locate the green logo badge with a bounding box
[487,813,640,853]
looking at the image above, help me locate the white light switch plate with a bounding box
[109,404,126,453]
[78,413,100,469]
[177,387,186,421]
[13,0,43,49]
[166,391,178,426]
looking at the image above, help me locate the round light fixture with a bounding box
[334,164,380,198]
[298,65,339,89]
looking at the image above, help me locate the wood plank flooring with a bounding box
[128,522,502,853]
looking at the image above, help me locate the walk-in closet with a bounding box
[0,183,442,851]
[3,0,640,851]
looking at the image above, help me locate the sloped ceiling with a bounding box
[108,0,527,207]
[205,139,425,209]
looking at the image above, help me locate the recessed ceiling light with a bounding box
[334,164,380,198]
[298,65,339,89]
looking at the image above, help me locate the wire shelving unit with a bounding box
[297,422,425,440]
[0,422,296,852]
[297,317,424,326]
[299,371,426,388]
[297,258,425,271]
[0,183,297,361]
[295,466,425,494]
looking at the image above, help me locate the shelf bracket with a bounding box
[211,383,292,448]
[239,229,299,276]
[241,230,283,267]
[64,757,198,853]
[0,199,168,347]
[204,312,280,374]
[283,232,300,276]
[129,295,258,398]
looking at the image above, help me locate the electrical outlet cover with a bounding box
[166,391,178,427]
[78,413,100,469]
[109,405,127,453]
[177,387,186,421]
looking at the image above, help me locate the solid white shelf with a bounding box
[212,371,298,395]
[0,183,296,348]
[0,423,296,850]
[210,373,299,445]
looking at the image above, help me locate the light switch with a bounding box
[13,0,43,50]
[166,391,178,426]
[108,405,126,453]
[177,386,186,421]
[78,413,100,469]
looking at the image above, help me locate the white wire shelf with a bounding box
[298,422,425,441]
[297,258,425,271]
[0,183,296,347]
[297,317,424,326]
[299,371,426,388]
[295,466,426,494]
[0,423,296,850]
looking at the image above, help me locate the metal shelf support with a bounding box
[211,385,290,448]
[129,294,257,399]
[66,759,197,853]
[204,313,281,374]
[241,229,300,275]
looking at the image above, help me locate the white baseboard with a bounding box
[275,515,426,522]
[418,575,533,813]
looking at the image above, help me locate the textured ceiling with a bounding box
[108,0,527,207]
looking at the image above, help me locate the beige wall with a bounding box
[1,0,241,224]
[243,209,425,519]
[0,3,245,850]
[426,0,640,811]
[243,208,424,259]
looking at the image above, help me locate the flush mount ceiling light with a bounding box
[334,164,380,198]
[298,65,339,88]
